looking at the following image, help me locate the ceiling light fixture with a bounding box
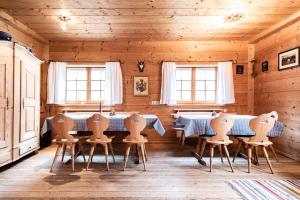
[224,12,243,24]
[59,15,70,31]
[223,11,243,28]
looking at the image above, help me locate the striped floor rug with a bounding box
[227,180,300,200]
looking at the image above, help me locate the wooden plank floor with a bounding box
[0,143,299,200]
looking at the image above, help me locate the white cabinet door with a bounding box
[14,44,41,158]
[20,59,40,142]
[0,42,13,166]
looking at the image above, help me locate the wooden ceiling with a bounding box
[0,0,299,41]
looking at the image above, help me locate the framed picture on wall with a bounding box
[278,47,300,71]
[133,76,149,96]
[236,65,244,74]
[262,61,268,72]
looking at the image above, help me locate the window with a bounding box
[176,66,217,103]
[90,68,105,101]
[66,65,105,103]
[176,68,192,101]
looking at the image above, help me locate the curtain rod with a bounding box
[46,59,124,64]
[160,59,237,64]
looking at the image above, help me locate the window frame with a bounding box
[65,64,105,104]
[176,65,217,104]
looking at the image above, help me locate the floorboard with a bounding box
[0,143,299,200]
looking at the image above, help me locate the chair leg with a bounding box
[123,144,131,171]
[50,144,62,172]
[199,140,206,158]
[86,144,96,170]
[71,143,75,172]
[143,144,148,161]
[254,146,259,165]
[177,131,182,146]
[140,144,147,171]
[61,144,66,162]
[108,142,115,164]
[263,146,274,174]
[224,145,234,172]
[218,145,223,163]
[196,136,202,153]
[209,144,214,172]
[135,144,140,162]
[247,146,252,173]
[269,145,279,162]
[104,144,109,171]
[181,132,185,147]
[78,142,86,163]
[232,140,242,163]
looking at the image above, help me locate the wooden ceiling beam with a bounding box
[4,7,300,16]
[0,0,299,9]
[249,11,300,43]
[0,9,48,43]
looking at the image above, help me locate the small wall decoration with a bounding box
[278,47,300,71]
[138,61,145,72]
[236,65,244,74]
[250,59,257,77]
[133,76,149,96]
[262,61,268,72]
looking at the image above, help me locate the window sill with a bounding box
[54,103,110,107]
[174,103,224,106]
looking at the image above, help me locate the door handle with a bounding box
[6,97,9,110]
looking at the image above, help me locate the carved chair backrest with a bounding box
[124,114,146,141]
[51,114,75,142]
[249,114,276,143]
[210,114,234,142]
[87,113,110,141]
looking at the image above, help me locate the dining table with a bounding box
[176,114,284,137]
[41,112,166,164]
[41,112,166,136]
[175,114,284,165]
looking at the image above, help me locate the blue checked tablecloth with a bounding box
[41,113,166,136]
[176,115,284,137]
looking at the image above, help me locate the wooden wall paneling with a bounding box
[247,44,255,114]
[0,41,13,166]
[47,40,249,142]
[253,19,300,161]
[0,10,48,60]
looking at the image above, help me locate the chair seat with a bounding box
[123,137,148,144]
[86,137,113,144]
[52,138,79,144]
[238,137,273,146]
[244,140,273,146]
[206,139,233,145]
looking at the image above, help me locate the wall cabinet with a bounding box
[0,41,41,167]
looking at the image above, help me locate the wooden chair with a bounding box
[198,114,234,172]
[172,112,211,147]
[50,114,85,172]
[172,126,185,147]
[266,111,279,162]
[123,114,147,171]
[232,114,276,174]
[86,114,115,171]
